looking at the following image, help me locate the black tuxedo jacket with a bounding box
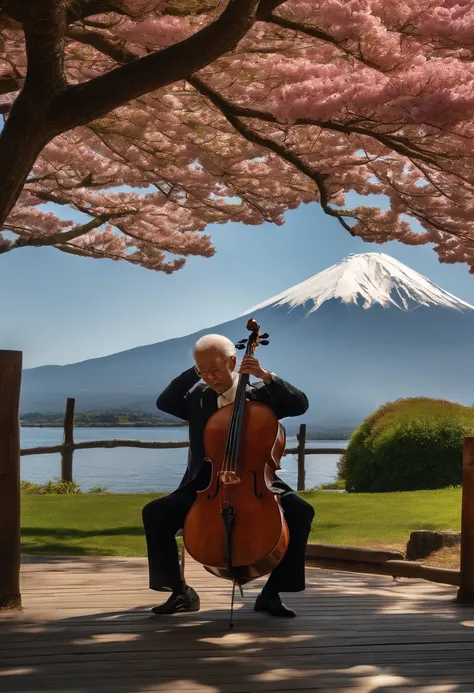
[156,367,309,492]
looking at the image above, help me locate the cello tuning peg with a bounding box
[237,338,248,344]
[260,333,269,339]
[259,339,269,345]
[235,343,246,350]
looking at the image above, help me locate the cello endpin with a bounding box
[228,579,238,630]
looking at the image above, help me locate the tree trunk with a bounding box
[0,94,51,227]
[0,351,22,610]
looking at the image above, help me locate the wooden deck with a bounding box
[2,556,474,692]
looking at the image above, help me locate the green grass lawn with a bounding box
[20,488,462,556]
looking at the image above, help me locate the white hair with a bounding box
[192,334,236,358]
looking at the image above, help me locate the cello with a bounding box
[183,318,290,626]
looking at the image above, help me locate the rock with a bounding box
[406,530,461,561]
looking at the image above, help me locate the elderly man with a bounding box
[142,333,314,618]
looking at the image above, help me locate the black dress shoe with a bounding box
[151,586,200,615]
[254,592,296,618]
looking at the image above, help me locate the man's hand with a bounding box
[238,355,272,383]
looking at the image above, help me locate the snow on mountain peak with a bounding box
[242,253,474,315]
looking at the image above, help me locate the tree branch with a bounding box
[66,26,138,64]
[266,12,388,71]
[50,0,266,132]
[32,189,135,220]
[0,78,23,96]
[0,214,114,254]
[188,76,356,235]
[191,78,472,230]
[190,77,453,171]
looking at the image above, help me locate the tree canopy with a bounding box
[2,1,474,271]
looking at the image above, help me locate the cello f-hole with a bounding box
[207,473,220,500]
[250,470,265,499]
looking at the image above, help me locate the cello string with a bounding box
[230,384,244,473]
[227,342,251,473]
[224,365,244,473]
[223,356,243,474]
[236,339,256,468]
[223,348,245,474]
[222,335,254,475]
[225,343,245,474]
[232,345,250,472]
[225,378,241,474]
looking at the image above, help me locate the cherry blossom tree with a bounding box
[2,0,474,272]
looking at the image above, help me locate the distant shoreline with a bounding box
[21,422,187,428]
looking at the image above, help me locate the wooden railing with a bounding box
[304,543,461,587]
[3,351,473,609]
[19,398,347,492]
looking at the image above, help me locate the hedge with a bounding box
[339,397,474,492]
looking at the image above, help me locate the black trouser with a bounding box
[142,482,315,594]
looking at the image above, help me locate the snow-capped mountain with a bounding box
[245,253,474,314]
[20,253,474,433]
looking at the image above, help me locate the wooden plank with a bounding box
[4,659,474,679]
[5,672,474,692]
[5,629,474,657]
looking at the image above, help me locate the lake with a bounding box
[20,427,346,493]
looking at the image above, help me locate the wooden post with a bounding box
[0,350,22,610]
[457,436,474,603]
[61,397,75,483]
[297,423,306,492]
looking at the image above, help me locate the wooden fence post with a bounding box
[457,436,474,603]
[61,397,75,483]
[297,423,306,492]
[0,350,22,610]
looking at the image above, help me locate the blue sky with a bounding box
[2,199,474,369]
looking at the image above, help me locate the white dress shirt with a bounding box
[217,374,238,408]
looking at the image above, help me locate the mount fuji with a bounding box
[20,253,474,434]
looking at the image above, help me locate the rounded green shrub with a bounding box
[340,397,474,492]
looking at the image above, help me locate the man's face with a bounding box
[194,346,236,393]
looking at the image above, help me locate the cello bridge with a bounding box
[220,471,241,485]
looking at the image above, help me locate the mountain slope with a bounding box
[20,253,474,432]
